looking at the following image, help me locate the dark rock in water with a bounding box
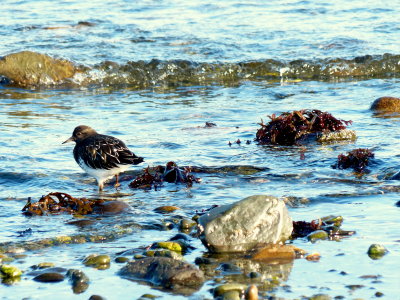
[370,96,400,113]
[88,295,106,300]
[119,257,204,292]
[67,269,89,294]
[197,195,293,253]
[367,244,388,259]
[33,272,65,282]
[93,200,130,214]
[0,51,80,86]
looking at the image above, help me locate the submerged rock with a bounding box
[119,257,204,292]
[0,51,79,86]
[370,96,400,113]
[83,254,111,268]
[198,195,293,253]
[67,269,89,294]
[33,272,65,282]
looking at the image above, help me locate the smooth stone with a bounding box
[88,295,106,300]
[36,262,55,269]
[213,283,247,297]
[198,195,293,253]
[0,264,22,278]
[67,269,89,294]
[115,257,130,263]
[93,201,129,214]
[307,230,329,242]
[144,249,182,260]
[367,244,388,259]
[33,272,65,282]
[154,206,180,213]
[222,290,241,300]
[119,257,204,290]
[245,285,258,300]
[252,244,306,261]
[370,96,400,113]
[83,254,111,266]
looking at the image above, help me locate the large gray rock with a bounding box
[119,257,204,293]
[198,195,293,253]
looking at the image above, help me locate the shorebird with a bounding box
[63,125,144,190]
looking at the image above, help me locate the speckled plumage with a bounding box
[63,125,143,190]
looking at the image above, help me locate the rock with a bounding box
[83,254,111,268]
[252,244,305,262]
[367,244,388,259]
[0,264,22,278]
[306,252,321,261]
[33,272,65,282]
[154,206,180,213]
[115,257,130,263]
[119,257,204,291]
[370,96,400,113]
[307,230,329,242]
[0,51,79,86]
[155,241,182,253]
[197,195,293,252]
[221,290,241,300]
[34,262,55,269]
[88,295,106,300]
[179,219,197,230]
[245,285,258,300]
[93,201,130,214]
[144,249,183,260]
[213,283,247,297]
[316,129,357,143]
[67,269,89,294]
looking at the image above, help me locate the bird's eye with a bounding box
[77,132,82,136]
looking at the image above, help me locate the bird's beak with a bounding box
[62,136,75,144]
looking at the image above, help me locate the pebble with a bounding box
[213,283,247,297]
[115,257,130,263]
[245,285,258,300]
[154,206,180,213]
[83,254,111,267]
[33,272,65,282]
[307,230,329,242]
[88,295,106,300]
[367,244,388,259]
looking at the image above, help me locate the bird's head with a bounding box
[63,125,98,144]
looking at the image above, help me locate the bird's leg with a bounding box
[98,182,104,192]
[114,174,121,188]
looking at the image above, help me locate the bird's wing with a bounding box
[78,135,142,170]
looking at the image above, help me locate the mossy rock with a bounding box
[370,97,400,113]
[83,254,111,267]
[0,264,23,278]
[0,51,80,86]
[367,244,388,259]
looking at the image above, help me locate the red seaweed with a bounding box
[334,148,374,172]
[255,109,352,145]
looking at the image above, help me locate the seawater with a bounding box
[0,0,399,299]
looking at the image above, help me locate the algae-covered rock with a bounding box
[198,195,293,253]
[316,129,357,143]
[370,96,400,113]
[156,241,183,253]
[0,51,80,86]
[144,249,183,260]
[213,283,247,297]
[367,244,388,259]
[307,230,329,242]
[83,254,111,267]
[0,264,22,278]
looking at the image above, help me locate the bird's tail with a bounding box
[132,156,144,165]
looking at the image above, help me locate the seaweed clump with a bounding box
[22,192,103,216]
[129,162,201,189]
[292,215,355,240]
[334,148,375,172]
[255,109,352,145]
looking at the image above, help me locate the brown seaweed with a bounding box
[292,216,355,239]
[129,162,200,189]
[255,109,352,145]
[334,148,375,172]
[22,192,104,216]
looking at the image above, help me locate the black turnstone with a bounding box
[63,125,144,190]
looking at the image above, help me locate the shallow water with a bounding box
[1,0,400,299]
